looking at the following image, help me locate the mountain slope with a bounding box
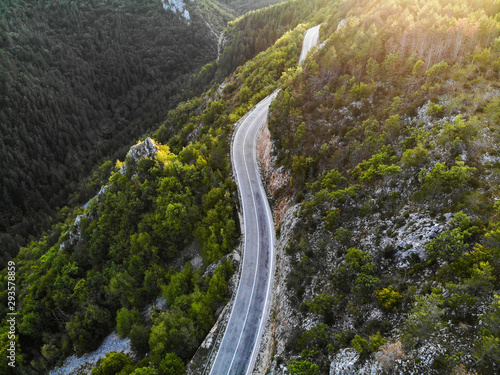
[0,0,233,266]
[0,0,286,267]
[259,0,500,374]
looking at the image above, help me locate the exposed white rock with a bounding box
[120,137,159,175]
[337,19,348,30]
[162,0,192,20]
[126,137,158,162]
[329,348,360,375]
[49,333,131,375]
[359,209,448,268]
[481,152,500,165]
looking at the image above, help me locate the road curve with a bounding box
[210,92,278,375]
[299,25,321,64]
[209,25,321,375]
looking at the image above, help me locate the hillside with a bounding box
[0,0,284,267]
[260,0,500,374]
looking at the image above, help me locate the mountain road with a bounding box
[208,24,321,375]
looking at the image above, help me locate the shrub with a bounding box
[426,227,471,263]
[352,332,387,356]
[324,208,341,230]
[308,169,346,191]
[131,368,159,375]
[353,273,380,301]
[116,308,141,339]
[427,101,444,118]
[352,335,369,354]
[425,61,450,82]
[402,144,430,167]
[159,353,185,375]
[335,228,354,247]
[305,293,335,318]
[345,247,375,274]
[288,360,320,375]
[376,341,405,373]
[412,59,425,75]
[376,286,403,311]
[297,323,330,352]
[474,295,500,373]
[402,291,446,349]
[438,115,478,147]
[91,352,134,375]
[353,146,402,182]
[350,82,372,100]
[129,323,150,358]
[419,161,476,194]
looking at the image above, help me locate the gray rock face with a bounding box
[127,137,158,161]
[120,137,159,174]
[330,348,360,375]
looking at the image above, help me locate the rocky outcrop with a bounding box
[329,349,360,375]
[253,122,300,375]
[120,137,159,175]
[162,0,191,20]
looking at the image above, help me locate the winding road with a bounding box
[299,25,321,64]
[209,24,320,375]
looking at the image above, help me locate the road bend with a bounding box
[209,24,320,375]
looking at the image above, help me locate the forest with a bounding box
[0,0,253,267]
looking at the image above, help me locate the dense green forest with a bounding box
[0,0,329,373]
[0,0,290,267]
[0,0,228,266]
[265,0,500,373]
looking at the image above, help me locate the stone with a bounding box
[330,348,360,375]
[120,137,159,174]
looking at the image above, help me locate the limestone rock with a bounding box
[330,348,360,375]
[120,137,158,175]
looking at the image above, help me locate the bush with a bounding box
[352,332,387,356]
[376,286,403,311]
[402,144,430,167]
[474,294,500,373]
[288,360,319,375]
[297,323,330,351]
[324,208,341,230]
[159,353,185,375]
[305,294,335,321]
[116,308,141,339]
[426,227,471,263]
[131,368,158,375]
[427,102,444,118]
[353,146,402,182]
[438,115,478,147]
[335,228,354,247]
[308,169,346,191]
[91,352,134,375]
[345,247,375,274]
[376,342,405,373]
[130,323,150,358]
[350,82,372,100]
[419,161,476,194]
[402,291,446,349]
[425,61,450,82]
[353,273,380,301]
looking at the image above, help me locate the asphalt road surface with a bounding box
[299,24,321,64]
[209,25,321,375]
